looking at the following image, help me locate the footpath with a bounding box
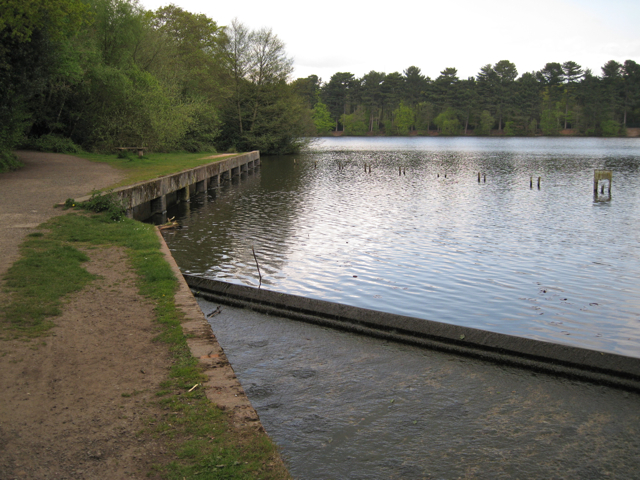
[0,152,285,479]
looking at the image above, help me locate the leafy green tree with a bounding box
[475,110,494,135]
[340,107,368,135]
[393,102,415,135]
[291,75,321,109]
[434,108,461,135]
[312,102,334,134]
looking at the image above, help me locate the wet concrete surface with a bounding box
[198,299,640,479]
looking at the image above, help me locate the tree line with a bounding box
[0,0,309,168]
[2,0,639,173]
[294,60,640,137]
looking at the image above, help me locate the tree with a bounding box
[621,60,640,127]
[561,61,584,129]
[321,72,357,131]
[311,101,333,134]
[361,70,386,132]
[434,108,461,135]
[291,75,321,109]
[475,110,494,135]
[393,102,415,135]
[403,66,428,107]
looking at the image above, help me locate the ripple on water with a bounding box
[164,137,640,357]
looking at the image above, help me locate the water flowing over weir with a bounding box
[161,138,640,478]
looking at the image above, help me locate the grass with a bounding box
[1,212,290,479]
[76,151,239,188]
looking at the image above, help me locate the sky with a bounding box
[140,0,640,83]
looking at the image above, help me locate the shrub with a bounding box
[0,151,24,173]
[80,190,127,221]
[30,134,83,154]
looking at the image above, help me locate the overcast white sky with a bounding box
[141,0,640,83]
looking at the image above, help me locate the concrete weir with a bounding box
[184,274,640,392]
[77,152,259,221]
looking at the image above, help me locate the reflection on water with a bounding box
[163,137,640,357]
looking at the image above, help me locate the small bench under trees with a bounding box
[116,147,146,158]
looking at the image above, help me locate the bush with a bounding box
[0,151,24,173]
[29,134,83,154]
[600,120,621,137]
[80,190,127,221]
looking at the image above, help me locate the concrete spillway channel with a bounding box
[185,274,640,479]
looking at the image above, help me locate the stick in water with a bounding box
[252,246,262,289]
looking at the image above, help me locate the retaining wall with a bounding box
[185,274,640,392]
[74,152,260,221]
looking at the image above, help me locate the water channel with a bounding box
[163,137,640,357]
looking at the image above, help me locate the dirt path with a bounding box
[0,247,172,478]
[0,152,170,478]
[0,151,124,278]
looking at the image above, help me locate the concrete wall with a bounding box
[74,152,260,221]
[184,274,640,392]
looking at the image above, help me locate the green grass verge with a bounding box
[76,151,239,188]
[1,212,289,479]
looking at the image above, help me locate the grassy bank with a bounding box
[1,211,289,479]
[77,151,239,188]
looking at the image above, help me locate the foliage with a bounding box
[600,119,621,137]
[435,108,461,135]
[28,134,83,153]
[0,151,24,173]
[340,107,368,135]
[475,111,494,135]
[78,190,127,221]
[312,101,334,134]
[393,102,415,135]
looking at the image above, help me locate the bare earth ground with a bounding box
[0,152,277,479]
[0,152,169,478]
[0,247,172,479]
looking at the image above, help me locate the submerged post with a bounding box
[594,170,612,195]
[538,177,541,189]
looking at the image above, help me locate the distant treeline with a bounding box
[294,60,640,137]
[0,0,311,165]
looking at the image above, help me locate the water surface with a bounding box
[163,137,640,357]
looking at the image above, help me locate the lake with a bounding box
[162,137,640,357]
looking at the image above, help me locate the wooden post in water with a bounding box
[483,174,486,183]
[594,170,612,194]
[368,165,371,174]
[537,177,541,189]
[478,172,481,183]
[399,166,402,176]
[403,167,406,175]
[530,176,533,188]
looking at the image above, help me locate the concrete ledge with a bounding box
[184,275,640,392]
[69,152,260,220]
[155,230,266,430]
